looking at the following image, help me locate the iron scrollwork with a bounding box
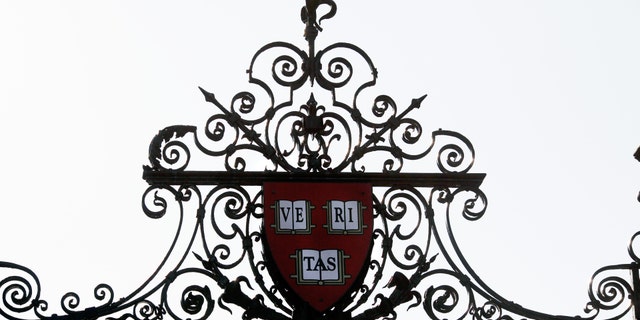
[1,2,639,320]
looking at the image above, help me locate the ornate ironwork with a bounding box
[1,2,639,320]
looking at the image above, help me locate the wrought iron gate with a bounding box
[1,2,639,320]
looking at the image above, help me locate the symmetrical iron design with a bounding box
[1,2,639,320]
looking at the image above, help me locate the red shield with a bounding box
[263,182,373,312]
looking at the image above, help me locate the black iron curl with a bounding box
[321,57,353,88]
[205,114,236,146]
[181,285,214,318]
[232,92,256,114]
[399,120,422,145]
[0,274,37,314]
[148,125,196,171]
[372,95,397,119]
[449,188,487,221]
[131,299,164,320]
[433,130,476,174]
[272,55,304,88]
[590,275,632,311]
[627,231,640,263]
[142,187,169,219]
[424,285,460,319]
[471,301,503,320]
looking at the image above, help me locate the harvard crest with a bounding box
[263,182,373,313]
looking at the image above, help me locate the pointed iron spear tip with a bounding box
[198,86,216,103]
[410,94,428,109]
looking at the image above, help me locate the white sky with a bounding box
[1,1,639,319]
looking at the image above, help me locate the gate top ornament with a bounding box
[1,2,640,320]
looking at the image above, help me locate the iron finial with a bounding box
[301,0,337,50]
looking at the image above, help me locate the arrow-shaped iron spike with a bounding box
[397,94,428,120]
[346,93,428,170]
[198,86,288,168]
[198,86,231,116]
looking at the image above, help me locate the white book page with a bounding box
[277,200,293,230]
[320,249,340,281]
[344,201,360,231]
[292,200,308,230]
[329,200,346,230]
[301,249,320,281]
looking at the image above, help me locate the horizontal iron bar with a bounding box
[142,167,485,188]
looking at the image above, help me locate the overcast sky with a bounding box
[1,1,640,319]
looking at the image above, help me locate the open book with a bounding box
[272,200,314,234]
[291,249,350,285]
[324,200,366,234]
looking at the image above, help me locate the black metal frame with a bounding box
[1,2,639,320]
